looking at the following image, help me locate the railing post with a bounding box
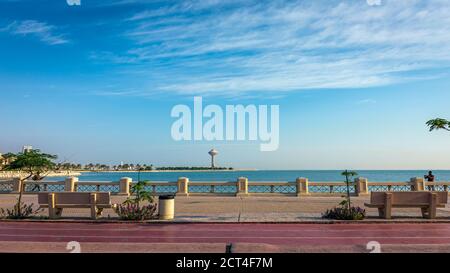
[236,177,248,197]
[177,177,189,197]
[12,178,23,194]
[355,177,369,196]
[119,177,132,196]
[296,177,309,196]
[64,177,78,192]
[410,177,425,191]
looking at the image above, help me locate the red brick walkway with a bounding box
[1,222,450,246]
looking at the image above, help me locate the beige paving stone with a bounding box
[1,194,450,221]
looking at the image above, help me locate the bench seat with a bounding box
[364,191,448,219]
[39,204,113,209]
[38,192,113,219]
[365,203,446,208]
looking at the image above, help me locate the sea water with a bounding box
[45,170,450,182]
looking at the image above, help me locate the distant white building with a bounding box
[22,145,33,153]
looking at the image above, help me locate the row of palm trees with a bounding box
[4,159,231,172]
[57,164,230,171]
[56,163,155,171]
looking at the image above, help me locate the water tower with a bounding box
[208,149,218,168]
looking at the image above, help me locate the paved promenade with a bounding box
[2,194,450,221]
[1,222,450,253]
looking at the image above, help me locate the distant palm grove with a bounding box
[53,163,232,171]
[1,152,232,172]
[1,161,232,172]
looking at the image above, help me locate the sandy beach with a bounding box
[0,171,81,179]
[77,169,258,173]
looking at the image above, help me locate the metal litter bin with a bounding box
[158,195,175,220]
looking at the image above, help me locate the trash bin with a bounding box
[158,195,175,220]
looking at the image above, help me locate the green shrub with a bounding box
[113,180,158,220]
[0,201,42,219]
[114,203,157,220]
[322,199,366,220]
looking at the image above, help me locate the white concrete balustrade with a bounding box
[0,176,449,197]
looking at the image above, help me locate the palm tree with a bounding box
[341,170,358,210]
[426,118,450,131]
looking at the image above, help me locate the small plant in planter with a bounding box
[322,170,366,220]
[114,180,157,220]
[322,198,366,220]
[0,203,43,219]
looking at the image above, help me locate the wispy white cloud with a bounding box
[367,0,382,6]
[1,20,69,45]
[357,99,377,105]
[91,0,450,97]
[66,0,81,6]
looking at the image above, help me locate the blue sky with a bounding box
[0,0,450,169]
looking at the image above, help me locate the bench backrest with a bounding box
[370,191,448,205]
[38,192,111,205]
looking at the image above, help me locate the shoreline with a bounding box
[0,171,81,179]
[77,169,258,173]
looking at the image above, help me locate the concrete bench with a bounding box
[38,192,113,219]
[364,191,448,219]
